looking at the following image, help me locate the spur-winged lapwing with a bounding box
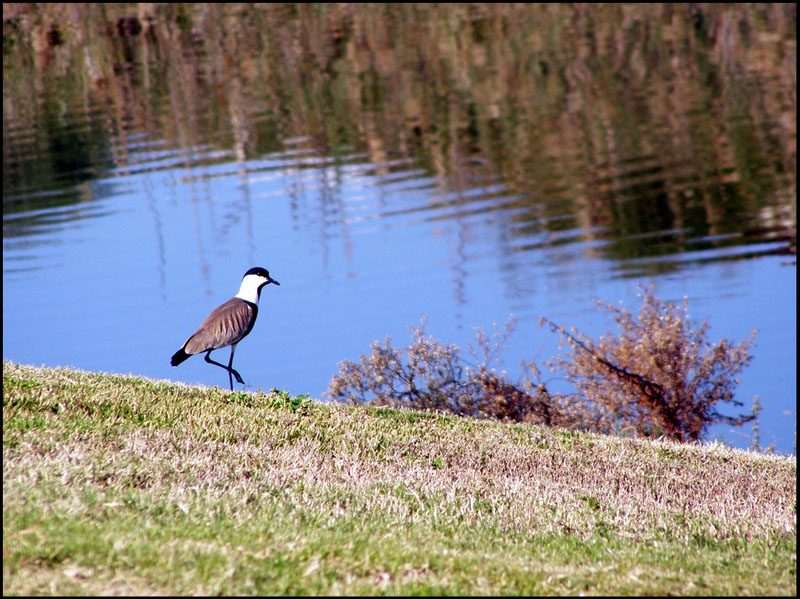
[170,267,279,390]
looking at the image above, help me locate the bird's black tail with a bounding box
[170,348,190,366]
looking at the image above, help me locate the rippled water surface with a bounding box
[3,4,796,452]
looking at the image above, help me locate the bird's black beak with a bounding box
[269,277,280,286]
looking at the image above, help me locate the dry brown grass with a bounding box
[7,410,793,541]
[3,362,796,595]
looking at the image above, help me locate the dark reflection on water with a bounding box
[2,3,796,453]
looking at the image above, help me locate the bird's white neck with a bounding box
[235,274,265,304]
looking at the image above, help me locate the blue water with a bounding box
[3,138,796,453]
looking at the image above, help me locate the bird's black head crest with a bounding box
[244,267,270,279]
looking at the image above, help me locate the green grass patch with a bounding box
[3,361,795,595]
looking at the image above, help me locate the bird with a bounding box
[170,267,280,390]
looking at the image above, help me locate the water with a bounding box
[3,4,796,453]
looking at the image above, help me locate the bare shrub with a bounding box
[328,287,758,444]
[542,285,757,442]
[327,318,561,425]
[327,318,476,415]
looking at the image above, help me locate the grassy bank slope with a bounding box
[3,362,795,595]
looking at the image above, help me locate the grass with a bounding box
[3,361,796,595]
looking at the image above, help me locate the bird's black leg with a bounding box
[204,349,245,390]
[227,344,244,386]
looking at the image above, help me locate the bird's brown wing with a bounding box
[182,298,256,355]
